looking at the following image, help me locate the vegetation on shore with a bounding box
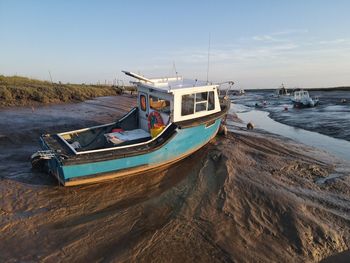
[0,75,136,107]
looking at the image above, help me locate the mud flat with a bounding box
[0,95,349,262]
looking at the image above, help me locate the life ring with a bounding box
[148,111,164,130]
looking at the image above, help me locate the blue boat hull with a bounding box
[43,119,222,186]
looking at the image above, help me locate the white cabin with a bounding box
[124,71,222,132]
[293,90,310,100]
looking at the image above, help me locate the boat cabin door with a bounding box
[138,92,149,131]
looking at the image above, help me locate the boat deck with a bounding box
[42,123,178,165]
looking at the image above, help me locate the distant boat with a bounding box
[291,90,319,108]
[31,71,230,186]
[231,89,245,96]
[273,83,290,97]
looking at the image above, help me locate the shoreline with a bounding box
[234,108,350,162]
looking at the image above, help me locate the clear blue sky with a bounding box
[1,0,350,88]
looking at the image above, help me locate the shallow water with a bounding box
[232,103,350,162]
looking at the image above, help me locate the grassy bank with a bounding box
[0,75,135,107]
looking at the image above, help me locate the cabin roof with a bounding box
[136,78,217,94]
[123,70,217,94]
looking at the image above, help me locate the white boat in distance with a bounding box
[291,90,319,108]
[273,83,290,97]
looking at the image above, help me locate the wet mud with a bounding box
[1,95,349,262]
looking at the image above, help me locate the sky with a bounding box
[1,0,350,89]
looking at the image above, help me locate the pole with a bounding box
[206,33,211,83]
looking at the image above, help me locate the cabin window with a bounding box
[181,91,216,116]
[181,94,195,116]
[208,91,215,110]
[149,95,171,113]
[195,92,208,113]
[196,92,208,102]
[140,95,147,111]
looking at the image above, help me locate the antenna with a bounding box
[173,61,178,78]
[206,33,211,83]
[48,70,53,84]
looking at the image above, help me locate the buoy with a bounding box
[341,98,347,103]
[284,106,288,111]
[247,122,254,130]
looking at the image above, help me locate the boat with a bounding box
[291,89,319,108]
[230,89,245,96]
[273,83,290,97]
[31,71,231,186]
